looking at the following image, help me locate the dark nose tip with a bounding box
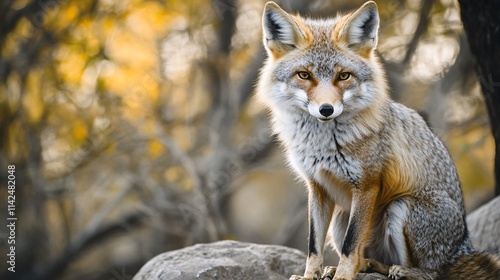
[319,104,334,117]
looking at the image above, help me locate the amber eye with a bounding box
[297,71,311,80]
[338,72,351,80]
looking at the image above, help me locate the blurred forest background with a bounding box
[0,0,498,279]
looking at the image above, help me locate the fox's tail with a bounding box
[444,251,500,280]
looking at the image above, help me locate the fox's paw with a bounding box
[388,265,408,279]
[289,270,323,280]
[331,267,354,280]
[320,266,336,279]
[364,258,390,275]
[331,271,353,280]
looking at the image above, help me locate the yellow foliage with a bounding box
[148,139,165,159]
[171,126,193,151]
[62,3,79,23]
[102,64,160,120]
[180,177,194,191]
[129,1,175,35]
[56,45,87,86]
[107,31,157,68]
[23,71,44,124]
[164,166,182,183]
[7,120,24,161]
[100,17,117,37]
[71,121,88,144]
[14,17,32,39]
[3,18,32,58]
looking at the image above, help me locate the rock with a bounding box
[356,273,387,279]
[133,240,386,280]
[133,240,305,280]
[467,196,500,254]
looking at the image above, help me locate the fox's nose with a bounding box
[319,104,334,117]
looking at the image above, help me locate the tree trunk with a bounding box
[459,0,500,196]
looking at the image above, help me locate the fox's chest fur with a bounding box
[279,113,361,182]
[273,108,385,209]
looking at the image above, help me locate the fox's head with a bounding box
[257,1,388,123]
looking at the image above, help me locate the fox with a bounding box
[256,1,500,280]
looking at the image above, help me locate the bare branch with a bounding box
[36,212,145,280]
[402,0,434,66]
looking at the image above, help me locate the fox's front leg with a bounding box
[291,180,334,280]
[334,185,379,280]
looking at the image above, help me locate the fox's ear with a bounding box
[262,1,307,58]
[338,1,379,56]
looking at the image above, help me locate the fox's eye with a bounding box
[338,72,351,81]
[297,71,311,80]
